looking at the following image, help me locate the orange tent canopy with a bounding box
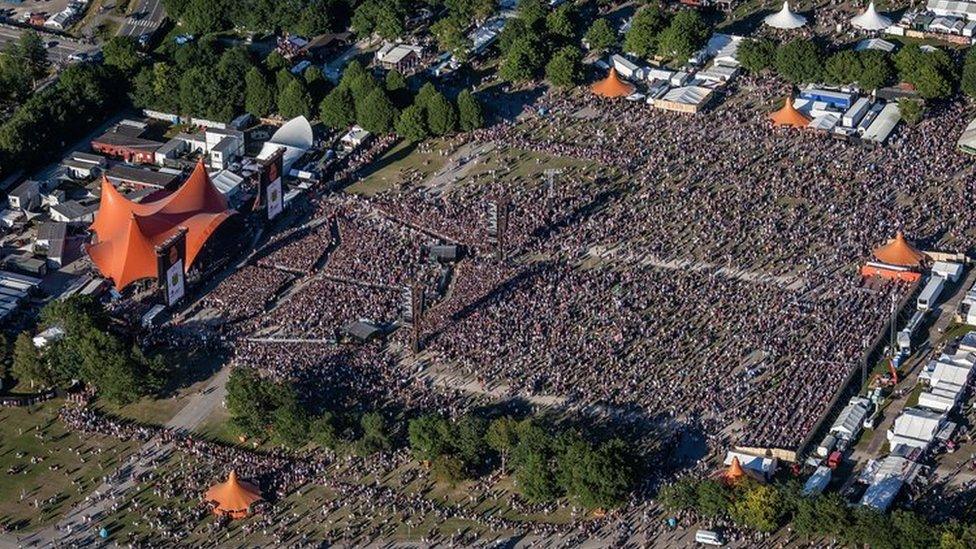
[725,456,746,482]
[873,231,925,267]
[87,160,235,290]
[769,96,811,128]
[591,67,635,99]
[204,470,263,519]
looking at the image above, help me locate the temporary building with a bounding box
[87,161,235,290]
[764,2,807,29]
[258,116,314,173]
[887,407,944,451]
[204,471,263,519]
[591,68,636,98]
[872,231,925,267]
[769,97,811,128]
[851,2,893,30]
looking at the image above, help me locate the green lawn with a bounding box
[0,400,138,532]
[346,139,450,196]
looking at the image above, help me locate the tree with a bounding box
[497,18,529,56]
[432,454,466,486]
[824,50,863,86]
[103,37,142,74]
[426,91,458,136]
[899,97,925,125]
[513,422,560,502]
[695,479,730,518]
[357,88,397,134]
[357,411,392,454]
[656,10,709,62]
[584,19,616,54]
[963,48,976,97]
[891,510,936,549]
[774,40,823,83]
[560,438,634,509]
[546,5,578,43]
[273,398,311,448]
[624,4,669,59]
[320,86,356,128]
[408,414,451,461]
[396,104,429,141]
[278,79,312,119]
[731,484,784,532]
[311,412,339,449]
[226,368,289,434]
[894,44,954,99]
[517,0,547,31]
[499,37,544,83]
[265,51,290,72]
[859,50,894,90]
[431,16,471,61]
[18,31,49,84]
[245,67,275,118]
[545,45,583,88]
[737,38,776,73]
[12,332,50,389]
[385,69,407,93]
[180,0,229,35]
[180,67,234,121]
[659,476,699,512]
[486,416,519,472]
[453,415,488,468]
[352,0,405,39]
[456,89,484,131]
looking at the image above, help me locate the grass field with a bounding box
[346,139,451,196]
[0,400,138,532]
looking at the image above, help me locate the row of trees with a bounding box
[660,476,975,548]
[624,4,710,63]
[408,413,637,509]
[10,296,167,404]
[320,61,484,139]
[0,31,50,111]
[495,0,586,86]
[738,38,956,100]
[163,0,351,38]
[0,62,122,170]
[225,367,393,453]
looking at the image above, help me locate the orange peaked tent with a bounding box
[873,231,926,267]
[591,67,635,98]
[87,160,235,290]
[723,456,746,483]
[769,96,811,128]
[204,471,263,519]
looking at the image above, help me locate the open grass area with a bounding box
[346,139,451,196]
[0,400,139,532]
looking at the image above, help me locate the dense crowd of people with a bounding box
[48,70,976,545]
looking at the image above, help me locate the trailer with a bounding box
[917,275,946,311]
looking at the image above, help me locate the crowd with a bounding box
[58,70,976,545]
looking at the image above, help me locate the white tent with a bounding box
[258,116,314,173]
[764,1,807,29]
[851,2,893,30]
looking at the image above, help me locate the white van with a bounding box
[695,530,725,546]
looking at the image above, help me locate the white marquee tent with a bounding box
[764,1,807,29]
[851,2,893,30]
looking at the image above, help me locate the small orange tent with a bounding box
[591,67,635,98]
[204,471,263,519]
[873,231,926,267]
[769,96,811,128]
[723,456,746,483]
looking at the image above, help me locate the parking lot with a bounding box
[0,0,80,28]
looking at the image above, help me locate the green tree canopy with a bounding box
[395,104,429,141]
[245,67,275,117]
[320,85,356,128]
[408,414,452,461]
[545,45,583,88]
[103,36,143,74]
[858,50,894,90]
[278,79,313,119]
[774,40,823,83]
[426,90,458,135]
[624,4,669,59]
[456,89,484,131]
[499,37,545,82]
[824,50,863,86]
[737,38,776,73]
[656,10,709,62]
[584,18,616,54]
[357,88,398,133]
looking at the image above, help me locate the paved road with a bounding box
[0,24,97,64]
[117,0,164,38]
